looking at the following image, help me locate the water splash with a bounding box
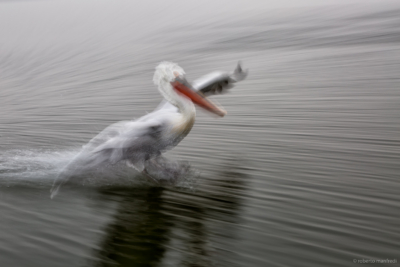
[143,156,200,191]
[0,148,79,181]
[0,148,200,194]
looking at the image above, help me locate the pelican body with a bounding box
[50,61,247,198]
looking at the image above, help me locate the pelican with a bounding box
[50,61,247,198]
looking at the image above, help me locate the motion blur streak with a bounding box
[0,1,399,267]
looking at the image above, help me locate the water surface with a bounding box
[0,2,399,266]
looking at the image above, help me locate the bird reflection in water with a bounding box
[91,160,248,267]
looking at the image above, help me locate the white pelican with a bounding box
[50,61,247,198]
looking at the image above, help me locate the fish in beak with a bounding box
[171,75,227,117]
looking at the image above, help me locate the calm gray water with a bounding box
[0,1,399,266]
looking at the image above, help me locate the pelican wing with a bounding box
[192,62,248,96]
[84,109,178,168]
[50,109,176,198]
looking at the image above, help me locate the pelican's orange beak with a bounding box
[171,78,227,117]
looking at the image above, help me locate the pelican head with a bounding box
[153,61,185,104]
[153,61,226,117]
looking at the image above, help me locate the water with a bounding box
[0,1,399,266]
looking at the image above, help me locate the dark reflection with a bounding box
[92,160,248,267]
[93,187,171,267]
